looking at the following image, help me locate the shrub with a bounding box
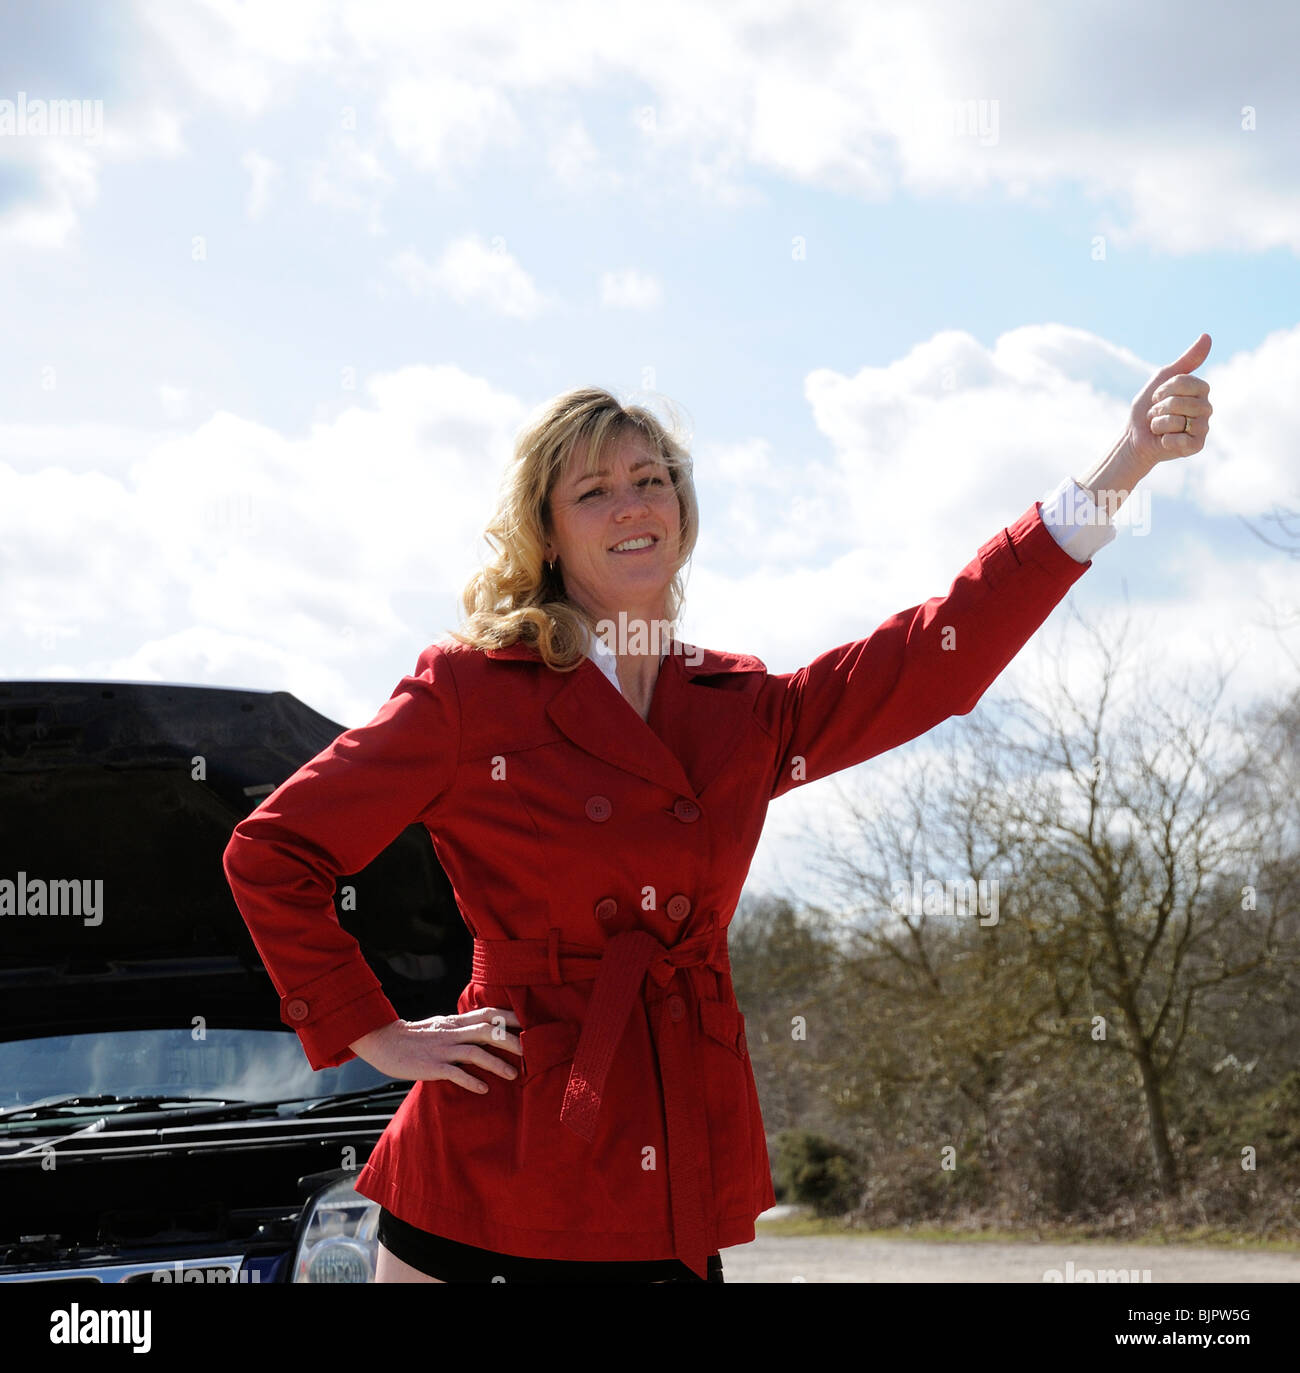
[770,1128,864,1217]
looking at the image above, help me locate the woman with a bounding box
[223,339,1212,1283]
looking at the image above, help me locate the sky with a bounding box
[3,0,1299,905]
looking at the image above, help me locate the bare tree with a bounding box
[727,891,841,1135]
[789,603,1299,1204]
[957,605,1292,1197]
[1240,507,1300,561]
[784,753,1048,1181]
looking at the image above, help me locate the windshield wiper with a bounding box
[0,1084,411,1127]
[0,1094,244,1122]
[292,1080,413,1115]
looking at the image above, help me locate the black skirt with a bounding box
[377,1207,724,1283]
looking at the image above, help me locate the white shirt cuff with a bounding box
[1038,477,1118,563]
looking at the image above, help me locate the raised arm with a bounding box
[766,495,1093,800]
[764,332,1214,800]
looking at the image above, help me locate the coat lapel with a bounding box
[483,638,765,799]
[653,644,766,796]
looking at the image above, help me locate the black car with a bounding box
[0,678,470,1284]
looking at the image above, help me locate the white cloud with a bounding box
[377,75,523,182]
[0,422,172,471]
[0,138,96,250]
[0,364,528,723]
[1185,324,1300,517]
[390,236,549,318]
[692,435,845,570]
[802,326,1128,600]
[97,625,365,723]
[801,322,1300,567]
[337,2,1300,248]
[135,0,340,118]
[599,268,662,310]
[10,1,1300,251]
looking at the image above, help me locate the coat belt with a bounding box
[470,921,729,1282]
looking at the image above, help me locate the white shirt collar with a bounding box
[579,620,669,698]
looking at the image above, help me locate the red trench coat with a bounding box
[222,498,1093,1279]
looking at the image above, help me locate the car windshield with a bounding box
[0,1028,392,1111]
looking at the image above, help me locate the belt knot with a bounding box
[645,922,724,987]
[468,913,729,1282]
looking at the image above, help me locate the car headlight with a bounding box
[290,1175,380,1283]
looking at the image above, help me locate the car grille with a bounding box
[0,1255,264,1284]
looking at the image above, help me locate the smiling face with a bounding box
[542,429,682,629]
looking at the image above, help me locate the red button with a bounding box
[668,995,685,1021]
[595,898,617,921]
[738,1029,747,1054]
[672,798,699,823]
[585,795,612,822]
[285,998,309,1022]
[666,894,691,921]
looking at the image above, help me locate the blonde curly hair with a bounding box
[446,387,700,671]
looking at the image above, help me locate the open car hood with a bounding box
[0,679,471,1041]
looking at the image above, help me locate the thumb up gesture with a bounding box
[1126,333,1213,470]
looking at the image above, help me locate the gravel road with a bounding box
[720,1232,1300,1283]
